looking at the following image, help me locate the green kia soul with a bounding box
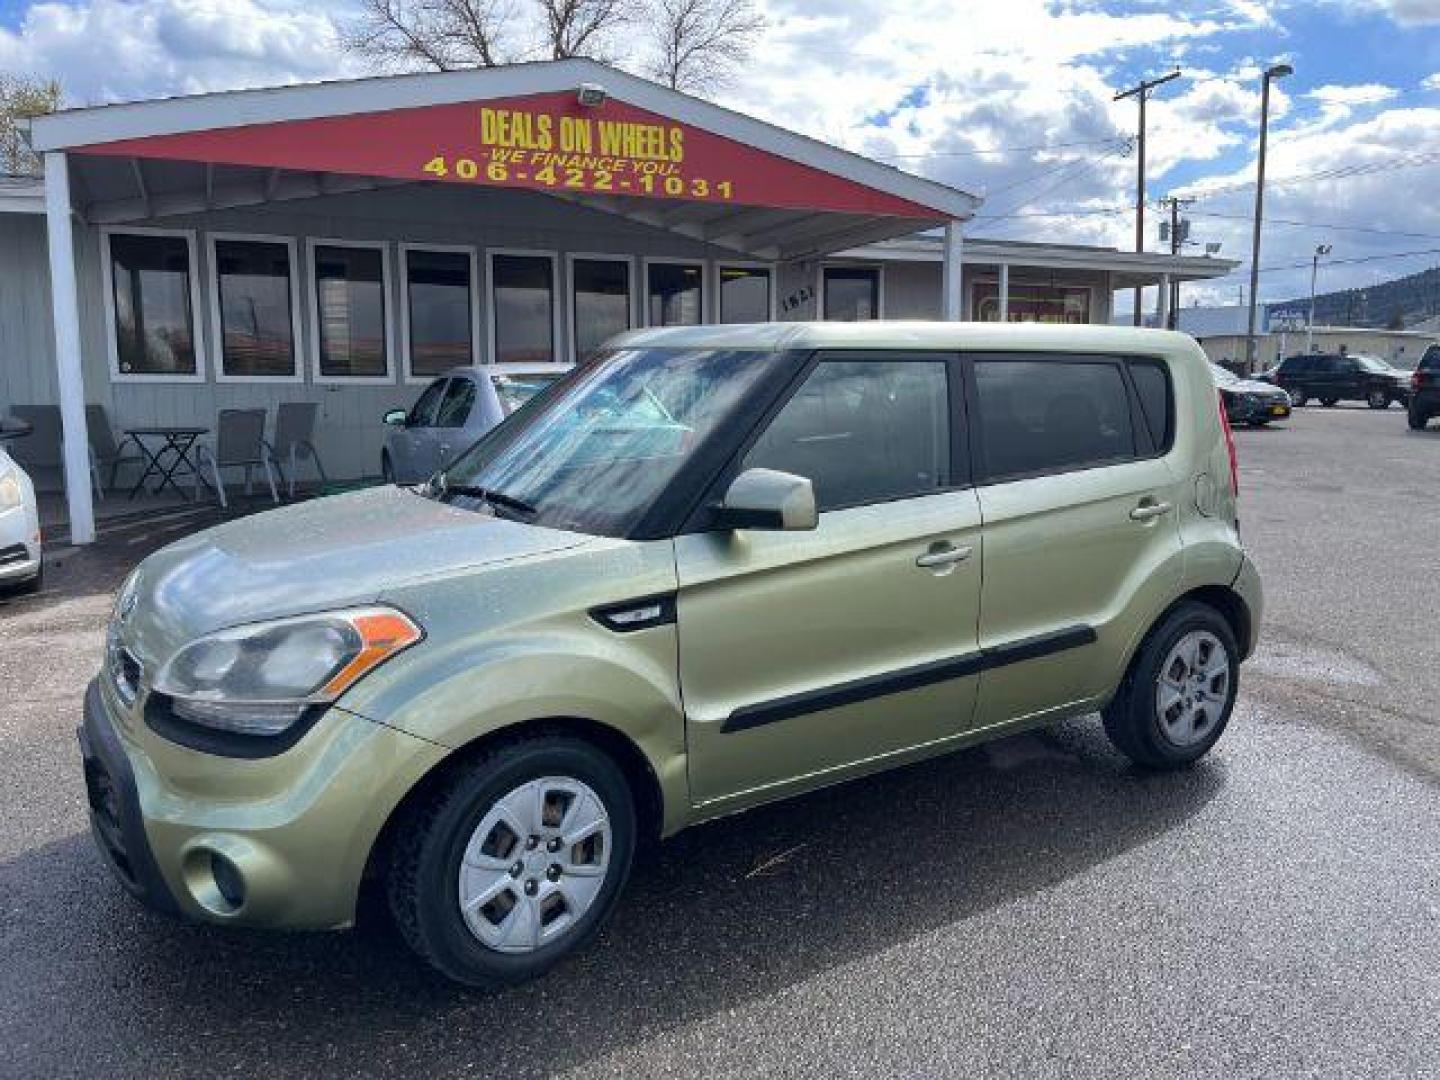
[79,323,1262,987]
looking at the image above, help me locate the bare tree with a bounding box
[648,0,764,92]
[0,74,61,176]
[344,0,516,71]
[538,0,634,61]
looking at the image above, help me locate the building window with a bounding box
[491,253,557,364]
[105,231,199,377]
[571,257,631,361]
[822,266,880,320]
[718,265,772,323]
[405,247,474,377]
[972,281,1090,324]
[312,242,390,379]
[213,237,298,378]
[647,262,704,326]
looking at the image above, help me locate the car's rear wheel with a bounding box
[1288,387,1307,407]
[1367,389,1389,409]
[1102,602,1239,769]
[1410,408,1430,431]
[387,735,636,989]
[1320,396,1339,407]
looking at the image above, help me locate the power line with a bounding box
[1175,149,1440,200]
[1187,208,1440,242]
[872,136,1125,160]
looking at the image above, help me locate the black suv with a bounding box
[1264,352,1411,409]
[1409,345,1440,430]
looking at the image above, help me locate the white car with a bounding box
[381,364,568,484]
[0,440,42,593]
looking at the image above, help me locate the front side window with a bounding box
[647,263,704,326]
[718,266,772,323]
[406,249,473,377]
[744,359,950,511]
[572,258,631,361]
[974,357,1136,480]
[314,244,388,378]
[215,239,297,378]
[492,254,556,364]
[107,233,198,377]
[439,348,772,536]
[822,267,880,321]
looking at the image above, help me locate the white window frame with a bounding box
[969,277,1096,325]
[714,260,778,323]
[642,256,710,327]
[398,242,480,384]
[565,252,636,364]
[486,248,562,367]
[100,226,207,384]
[305,237,396,385]
[208,231,305,385]
[817,263,886,321]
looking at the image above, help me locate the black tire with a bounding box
[1410,408,1430,431]
[1366,389,1389,410]
[1288,387,1307,407]
[387,734,637,989]
[381,452,395,484]
[1102,602,1240,770]
[1320,396,1339,407]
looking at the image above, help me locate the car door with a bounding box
[966,354,1184,729]
[392,377,448,482]
[1337,356,1363,400]
[674,352,983,809]
[430,374,479,473]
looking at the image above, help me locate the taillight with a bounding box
[1218,391,1239,496]
[1413,371,1424,391]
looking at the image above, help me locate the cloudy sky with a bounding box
[3,0,1439,312]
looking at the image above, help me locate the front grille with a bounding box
[0,543,28,567]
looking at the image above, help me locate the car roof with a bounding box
[438,363,571,380]
[607,321,1204,357]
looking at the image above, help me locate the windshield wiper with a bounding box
[438,480,537,519]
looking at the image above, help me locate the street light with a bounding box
[1307,243,1332,353]
[1244,62,1293,373]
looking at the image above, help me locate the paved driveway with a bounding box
[1,405,1436,1079]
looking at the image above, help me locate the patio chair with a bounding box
[194,408,278,509]
[267,402,328,499]
[86,403,144,499]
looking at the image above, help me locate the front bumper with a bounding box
[0,506,40,581]
[78,677,447,930]
[1231,395,1291,423]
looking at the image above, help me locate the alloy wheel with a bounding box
[1154,630,1231,747]
[456,776,612,954]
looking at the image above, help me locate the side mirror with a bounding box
[382,408,409,427]
[714,468,817,532]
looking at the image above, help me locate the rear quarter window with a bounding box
[1419,347,1440,373]
[973,356,1138,481]
[1126,359,1173,453]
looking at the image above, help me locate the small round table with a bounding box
[124,427,211,500]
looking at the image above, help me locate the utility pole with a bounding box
[1160,195,1193,329]
[1115,69,1181,326]
[1306,243,1331,353]
[1244,62,1293,373]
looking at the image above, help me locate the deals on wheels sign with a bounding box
[76,92,940,218]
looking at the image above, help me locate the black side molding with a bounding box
[722,624,1097,734]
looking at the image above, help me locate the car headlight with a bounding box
[0,468,21,510]
[152,607,422,736]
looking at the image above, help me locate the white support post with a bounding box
[1157,273,1171,328]
[998,263,1010,323]
[941,220,964,321]
[44,151,95,545]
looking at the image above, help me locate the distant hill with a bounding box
[1267,264,1440,330]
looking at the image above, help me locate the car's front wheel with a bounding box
[388,735,636,989]
[1410,408,1431,431]
[1320,396,1339,407]
[1288,387,1307,407]
[1102,602,1240,769]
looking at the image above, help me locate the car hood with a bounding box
[1230,378,1287,394]
[122,486,592,663]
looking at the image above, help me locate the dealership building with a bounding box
[0,59,1235,542]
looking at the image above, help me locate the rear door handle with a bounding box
[1129,500,1173,521]
[916,543,974,569]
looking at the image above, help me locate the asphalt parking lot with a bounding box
[1,404,1437,1079]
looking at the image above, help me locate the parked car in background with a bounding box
[382,365,569,483]
[1263,352,1411,409]
[1211,363,1292,426]
[1409,345,1440,430]
[81,324,1262,989]
[0,430,42,593]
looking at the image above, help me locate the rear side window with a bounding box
[744,358,951,511]
[1127,359,1173,452]
[973,358,1136,481]
[1419,347,1440,372]
[1282,356,1312,374]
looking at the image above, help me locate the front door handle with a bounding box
[1129,500,1173,522]
[916,543,974,569]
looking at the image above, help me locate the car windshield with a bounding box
[435,347,774,536]
[1356,356,1395,374]
[1209,363,1241,386]
[492,373,563,414]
